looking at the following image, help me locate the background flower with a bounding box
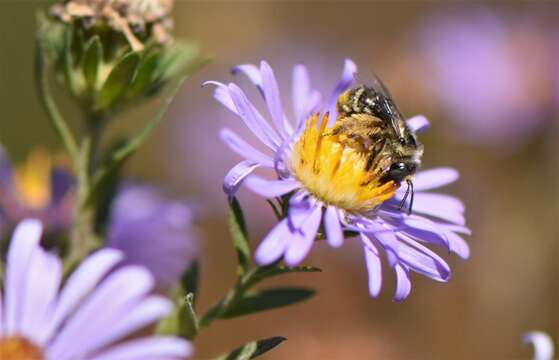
[106,183,198,291]
[0,219,193,360]
[524,331,555,360]
[0,145,74,239]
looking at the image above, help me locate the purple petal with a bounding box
[42,249,123,344]
[255,218,291,265]
[261,61,288,137]
[445,230,470,259]
[284,203,322,266]
[324,206,343,248]
[366,220,399,268]
[228,83,281,149]
[327,59,357,115]
[20,250,62,345]
[400,215,450,249]
[413,168,459,191]
[406,115,430,133]
[395,234,451,282]
[4,219,43,335]
[220,128,274,167]
[393,264,412,302]
[524,331,554,360]
[203,81,237,113]
[90,336,193,360]
[49,266,155,360]
[66,296,172,359]
[223,160,260,196]
[287,191,315,231]
[402,193,465,225]
[361,233,382,297]
[232,64,262,90]
[244,176,300,198]
[292,64,311,123]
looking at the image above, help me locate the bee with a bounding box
[330,78,423,214]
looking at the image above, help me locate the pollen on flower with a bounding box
[13,149,52,210]
[0,336,44,360]
[289,113,398,213]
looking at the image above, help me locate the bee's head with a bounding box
[383,161,416,183]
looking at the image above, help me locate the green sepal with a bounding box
[82,36,102,90]
[96,51,140,110]
[229,197,250,276]
[126,49,160,99]
[156,293,199,340]
[222,287,315,318]
[181,261,200,306]
[215,336,287,360]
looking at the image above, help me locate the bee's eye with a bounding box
[388,162,408,183]
[398,137,406,145]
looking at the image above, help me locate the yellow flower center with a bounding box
[289,113,398,213]
[0,336,44,360]
[13,149,52,210]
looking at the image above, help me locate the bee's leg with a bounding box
[365,139,385,172]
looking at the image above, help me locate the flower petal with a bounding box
[401,193,465,225]
[395,234,451,282]
[20,249,62,345]
[406,115,430,133]
[524,331,555,360]
[261,61,288,137]
[401,215,450,250]
[228,83,281,149]
[4,219,43,336]
[413,168,460,191]
[254,218,291,265]
[43,249,124,344]
[220,128,274,167]
[393,264,412,302]
[203,81,237,113]
[244,176,300,198]
[90,336,193,360]
[361,233,382,297]
[223,160,260,196]
[324,206,343,248]
[49,266,155,360]
[292,64,311,123]
[284,203,322,266]
[445,230,470,259]
[232,64,262,90]
[327,59,357,116]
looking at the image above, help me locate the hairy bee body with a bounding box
[332,84,423,187]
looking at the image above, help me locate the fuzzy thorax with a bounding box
[289,113,398,213]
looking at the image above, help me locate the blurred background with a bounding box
[0,1,557,359]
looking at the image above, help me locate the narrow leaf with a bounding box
[229,197,250,276]
[126,50,160,99]
[35,14,78,157]
[97,52,140,110]
[181,261,199,306]
[223,287,315,318]
[82,36,102,89]
[245,265,321,289]
[85,75,187,206]
[156,293,199,339]
[215,336,287,360]
[63,23,78,96]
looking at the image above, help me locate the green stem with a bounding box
[64,113,106,274]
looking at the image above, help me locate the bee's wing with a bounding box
[368,73,405,138]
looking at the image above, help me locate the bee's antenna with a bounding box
[407,179,414,215]
[398,179,414,215]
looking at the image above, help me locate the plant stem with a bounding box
[65,113,106,273]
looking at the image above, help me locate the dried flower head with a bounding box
[51,0,174,51]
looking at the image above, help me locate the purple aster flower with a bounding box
[106,184,198,291]
[0,219,193,359]
[206,60,470,301]
[524,331,555,360]
[0,146,74,239]
[415,9,555,148]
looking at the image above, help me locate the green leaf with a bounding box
[82,36,102,90]
[156,293,199,339]
[97,52,140,110]
[63,23,78,96]
[126,50,160,99]
[85,75,187,206]
[244,265,321,289]
[215,336,287,360]
[229,197,250,276]
[35,13,78,157]
[223,287,315,318]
